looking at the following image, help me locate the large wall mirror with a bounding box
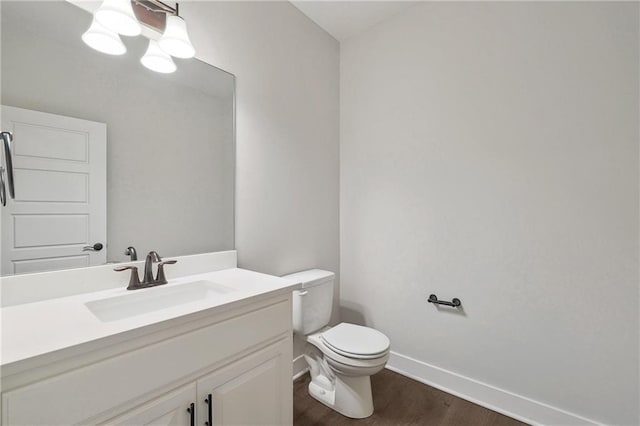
[0,1,235,276]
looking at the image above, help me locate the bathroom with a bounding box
[0,1,637,425]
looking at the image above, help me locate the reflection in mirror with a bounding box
[0,1,235,276]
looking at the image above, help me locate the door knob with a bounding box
[83,243,104,252]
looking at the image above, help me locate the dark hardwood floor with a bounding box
[293,369,528,426]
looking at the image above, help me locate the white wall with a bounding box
[184,0,339,287]
[341,2,639,425]
[182,2,340,370]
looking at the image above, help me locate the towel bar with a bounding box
[427,294,461,307]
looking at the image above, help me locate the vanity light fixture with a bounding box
[140,40,177,73]
[82,18,127,56]
[95,0,142,37]
[83,0,195,73]
[158,13,195,59]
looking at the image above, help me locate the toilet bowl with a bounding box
[283,269,390,419]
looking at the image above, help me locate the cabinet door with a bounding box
[103,383,196,426]
[198,339,292,426]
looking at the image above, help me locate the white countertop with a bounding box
[1,268,301,368]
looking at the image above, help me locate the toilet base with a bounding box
[308,373,374,419]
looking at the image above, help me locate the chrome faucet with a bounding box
[114,251,177,290]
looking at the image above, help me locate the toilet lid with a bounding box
[321,323,390,358]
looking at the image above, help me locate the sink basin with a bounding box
[85,280,235,322]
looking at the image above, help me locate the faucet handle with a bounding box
[156,259,177,284]
[114,265,141,290]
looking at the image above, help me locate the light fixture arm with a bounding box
[133,0,178,16]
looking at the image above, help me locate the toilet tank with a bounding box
[282,269,335,335]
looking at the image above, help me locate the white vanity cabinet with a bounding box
[1,293,295,426]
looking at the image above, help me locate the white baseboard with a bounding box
[386,351,599,426]
[293,354,309,381]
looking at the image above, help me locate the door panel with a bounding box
[1,105,106,275]
[103,384,196,426]
[14,214,88,247]
[213,358,282,425]
[197,339,292,426]
[14,168,88,202]
[12,121,88,161]
[12,255,88,274]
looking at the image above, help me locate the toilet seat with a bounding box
[321,323,390,360]
[323,341,388,360]
[307,332,390,371]
[306,323,390,368]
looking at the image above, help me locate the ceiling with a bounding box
[290,1,417,42]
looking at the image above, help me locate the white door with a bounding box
[197,340,292,426]
[103,384,196,426]
[1,105,106,275]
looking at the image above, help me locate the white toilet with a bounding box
[284,269,390,419]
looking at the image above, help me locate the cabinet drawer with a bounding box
[2,299,290,425]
